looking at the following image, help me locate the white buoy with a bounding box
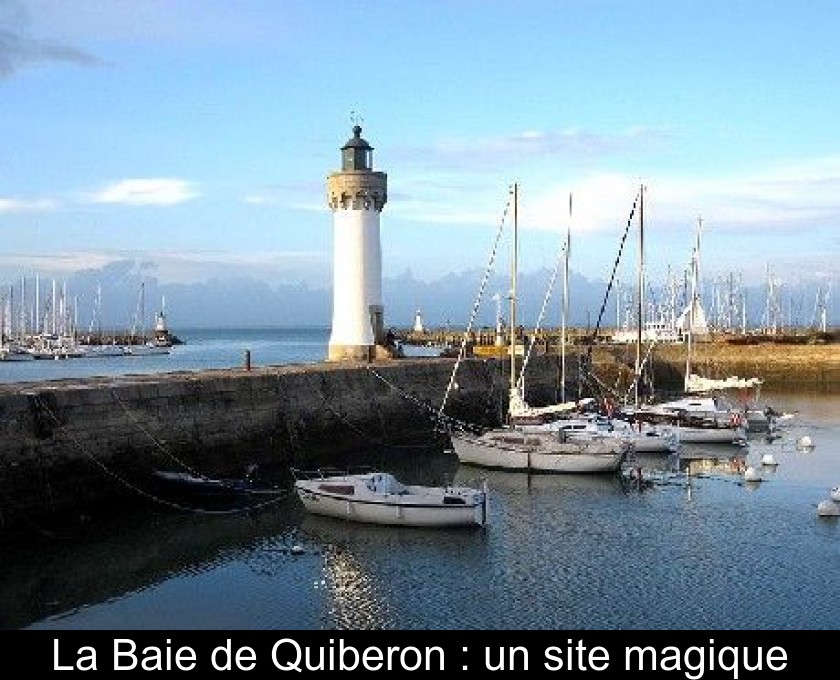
[797,435,814,450]
[760,453,778,466]
[817,500,840,517]
[743,466,762,483]
[831,486,840,503]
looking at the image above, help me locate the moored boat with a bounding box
[450,427,629,474]
[293,469,488,527]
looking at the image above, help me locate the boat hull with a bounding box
[451,431,626,474]
[675,425,746,445]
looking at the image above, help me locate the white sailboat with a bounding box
[447,183,629,474]
[509,186,678,454]
[622,217,747,445]
[126,282,171,356]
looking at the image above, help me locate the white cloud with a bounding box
[0,249,332,290]
[149,250,330,287]
[90,178,198,206]
[0,250,120,276]
[242,194,273,205]
[388,154,840,241]
[0,197,56,213]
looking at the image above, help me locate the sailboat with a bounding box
[126,282,171,356]
[509,186,678,454]
[619,217,747,445]
[447,183,630,474]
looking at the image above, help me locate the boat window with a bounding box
[318,484,355,495]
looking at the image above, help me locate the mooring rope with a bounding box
[318,387,439,450]
[109,387,206,480]
[366,365,476,432]
[31,394,290,516]
[438,187,513,419]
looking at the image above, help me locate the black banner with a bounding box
[3,629,822,675]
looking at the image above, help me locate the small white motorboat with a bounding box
[817,500,839,517]
[293,469,488,528]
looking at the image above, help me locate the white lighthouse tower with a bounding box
[326,125,388,361]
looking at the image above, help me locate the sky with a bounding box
[1,0,838,316]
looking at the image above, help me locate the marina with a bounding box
[1,389,837,630]
[0,327,837,630]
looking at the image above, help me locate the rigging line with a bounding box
[621,339,660,405]
[32,395,289,515]
[275,372,303,459]
[438,187,513,419]
[586,189,641,359]
[516,236,566,397]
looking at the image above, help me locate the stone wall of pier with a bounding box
[0,356,565,532]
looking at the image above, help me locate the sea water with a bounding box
[1,330,838,630]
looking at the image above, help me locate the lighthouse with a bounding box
[326,125,388,361]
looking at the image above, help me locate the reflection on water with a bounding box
[6,392,840,630]
[303,517,394,630]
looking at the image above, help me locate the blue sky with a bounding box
[1,0,838,300]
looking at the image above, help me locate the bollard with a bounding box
[244,349,251,371]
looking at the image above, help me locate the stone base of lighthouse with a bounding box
[327,343,373,362]
[326,343,397,363]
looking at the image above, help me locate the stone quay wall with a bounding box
[0,356,564,532]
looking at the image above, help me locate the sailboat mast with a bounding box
[561,192,571,403]
[635,184,645,407]
[684,216,702,392]
[510,182,519,396]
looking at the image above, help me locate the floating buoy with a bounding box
[760,453,778,466]
[831,486,840,503]
[743,466,762,483]
[797,435,815,450]
[817,500,840,517]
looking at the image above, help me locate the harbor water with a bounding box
[1,328,838,630]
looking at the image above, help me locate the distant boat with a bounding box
[293,469,488,528]
[125,342,171,356]
[0,344,35,361]
[126,282,173,354]
[82,344,128,358]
